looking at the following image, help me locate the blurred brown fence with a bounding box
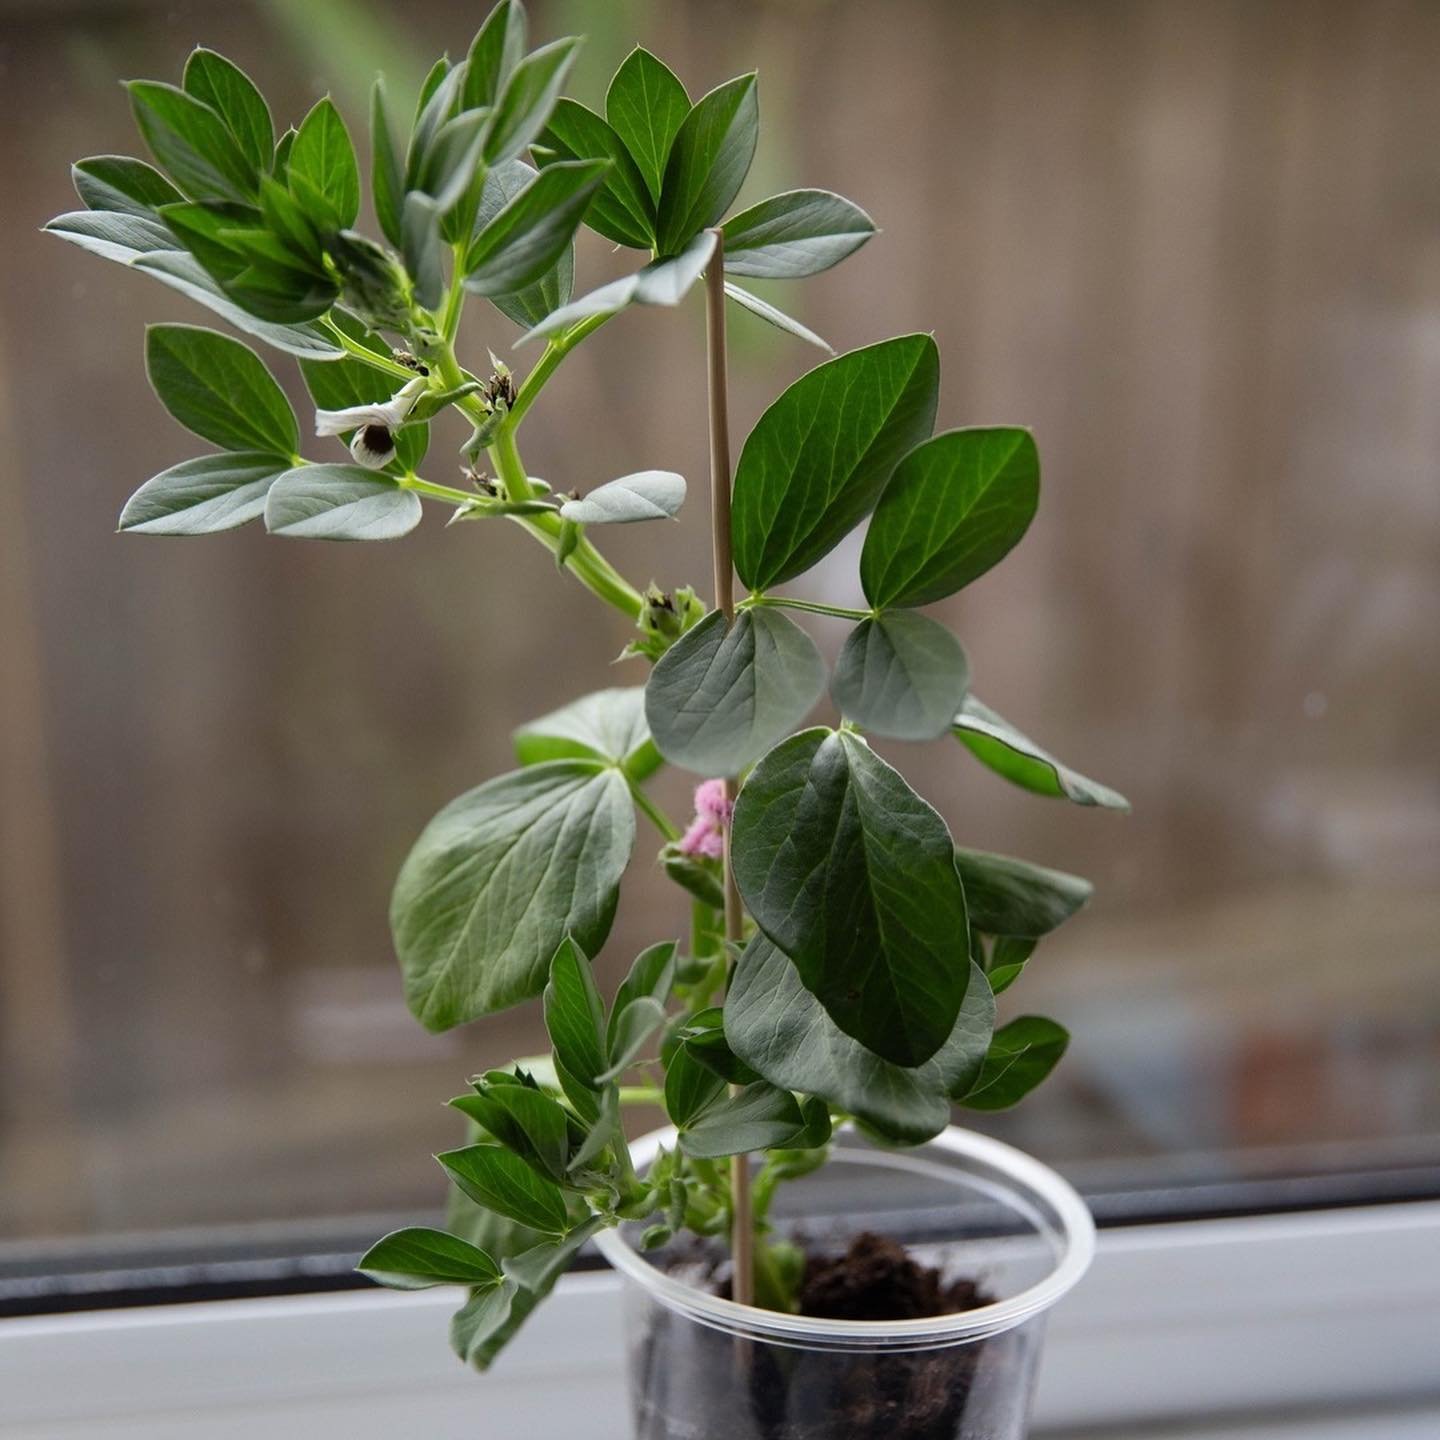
[0,0,1436,1240]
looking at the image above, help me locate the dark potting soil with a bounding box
[796,1230,988,1323]
[632,1233,1025,1440]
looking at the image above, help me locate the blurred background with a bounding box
[1,0,1437,1288]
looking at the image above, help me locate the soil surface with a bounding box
[796,1230,987,1322]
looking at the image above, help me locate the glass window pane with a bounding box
[3,0,1436,1292]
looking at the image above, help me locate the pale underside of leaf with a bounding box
[517,230,715,344]
[952,695,1130,810]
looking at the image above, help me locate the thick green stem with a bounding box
[429,340,646,622]
[439,248,468,342]
[490,425,536,504]
[508,312,612,430]
[488,418,645,619]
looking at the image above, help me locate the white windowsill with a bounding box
[2,1202,1438,1438]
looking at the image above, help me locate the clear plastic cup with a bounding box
[594,1124,1095,1440]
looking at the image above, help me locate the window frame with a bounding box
[3,1200,1438,1436]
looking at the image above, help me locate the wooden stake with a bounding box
[704,227,753,1308]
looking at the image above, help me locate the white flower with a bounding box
[313,375,426,438]
[348,423,398,470]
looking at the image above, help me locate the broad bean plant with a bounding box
[49,1,1127,1369]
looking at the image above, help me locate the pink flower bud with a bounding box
[677,779,731,859]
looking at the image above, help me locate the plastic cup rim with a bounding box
[592,1123,1096,1349]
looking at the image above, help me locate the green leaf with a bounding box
[473,160,575,329]
[437,1144,569,1234]
[597,997,666,1083]
[722,189,875,279]
[485,37,581,165]
[732,335,939,591]
[513,686,658,779]
[127,80,258,202]
[72,155,183,216]
[985,935,1035,996]
[464,158,608,296]
[567,1083,619,1175]
[789,1096,834,1152]
[679,1081,804,1159]
[450,1282,517,1370]
[727,940,994,1145]
[182,50,273,174]
[732,728,969,1067]
[606,48,689,204]
[609,941,677,1046]
[952,696,1130,810]
[537,99,653,249]
[518,229,714,344]
[953,848,1092,938]
[645,608,826,777]
[495,253,574,331]
[559,470,684,525]
[447,1185,547,1267]
[264,464,422,541]
[45,204,343,355]
[43,209,177,265]
[723,282,832,353]
[676,1008,757,1086]
[145,323,297,453]
[405,61,465,193]
[130,251,343,358]
[655,74,758,256]
[157,200,337,322]
[661,846,725,910]
[543,936,607,1091]
[452,1217,604,1371]
[861,428,1040,608]
[358,1227,501,1290]
[272,127,296,180]
[960,1017,1069,1110]
[370,80,404,249]
[413,56,453,125]
[392,764,635,1030]
[422,110,489,218]
[450,1083,571,1182]
[402,192,444,310]
[463,0,528,110]
[830,611,970,741]
[256,175,323,266]
[118,451,289,535]
[288,97,360,232]
[663,1041,726,1129]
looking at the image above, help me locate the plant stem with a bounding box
[618,1085,663,1106]
[398,475,483,505]
[491,424,644,617]
[429,339,647,622]
[742,594,873,622]
[507,312,612,431]
[439,249,468,343]
[705,228,754,1309]
[323,322,418,381]
[626,774,680,842]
